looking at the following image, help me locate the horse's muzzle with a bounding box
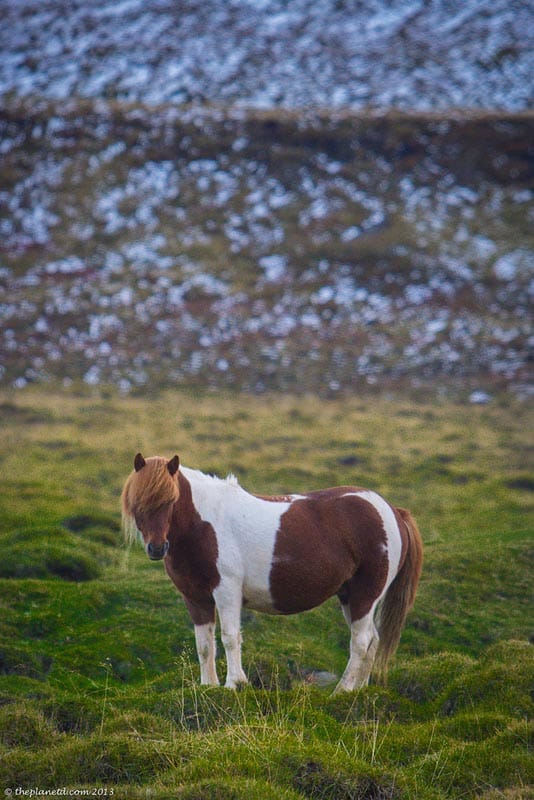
[147,541,169,560]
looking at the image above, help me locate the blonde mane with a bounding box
[121,457,180,544]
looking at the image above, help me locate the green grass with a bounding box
[0,388,532,799]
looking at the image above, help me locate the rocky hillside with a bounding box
[0,1,533,398]
[1,0,533,111]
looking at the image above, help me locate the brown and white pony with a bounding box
[121,454,423,692]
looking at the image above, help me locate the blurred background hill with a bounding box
[2,0,533,110]
[1,0,533,398]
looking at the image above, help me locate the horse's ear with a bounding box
[167,455,180,476]
[134,453,146,472]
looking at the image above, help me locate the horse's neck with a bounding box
[178,467,294,544]
[179,466,246,527]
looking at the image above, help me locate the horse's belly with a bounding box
[242,582,279,614]
[242,570,336,616]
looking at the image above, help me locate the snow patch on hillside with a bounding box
[0,0,532,110]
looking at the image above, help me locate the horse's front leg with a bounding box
[194,622,219,686]
[213,583,248,688]
[184,597,219,686]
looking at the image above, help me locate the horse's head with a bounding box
[121,453,180,560]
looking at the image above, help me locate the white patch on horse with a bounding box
[182,467,292,613]
[343,490,403,590]
[194,622,219,686]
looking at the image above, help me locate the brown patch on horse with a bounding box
[269,489,389,616]
[164,471,221,625]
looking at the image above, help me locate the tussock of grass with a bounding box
[0,517,121,581]
[171,779,303,800]
[0,526,105,581]
[1,731,191,786]
[324,686,416,726]
[289,757,400,799]
[0,644,52,679]
[438,641,534,718]
[0,702,58,748]
[41,694,102,735]
[390,652,476,705]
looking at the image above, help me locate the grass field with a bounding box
[0,387,532,799]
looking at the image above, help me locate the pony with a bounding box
[121,453,423,692]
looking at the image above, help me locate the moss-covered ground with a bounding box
[0,388,532,798]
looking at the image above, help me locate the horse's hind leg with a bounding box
[334,604,379,693]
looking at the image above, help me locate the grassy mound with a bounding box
[0,518,119,581]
